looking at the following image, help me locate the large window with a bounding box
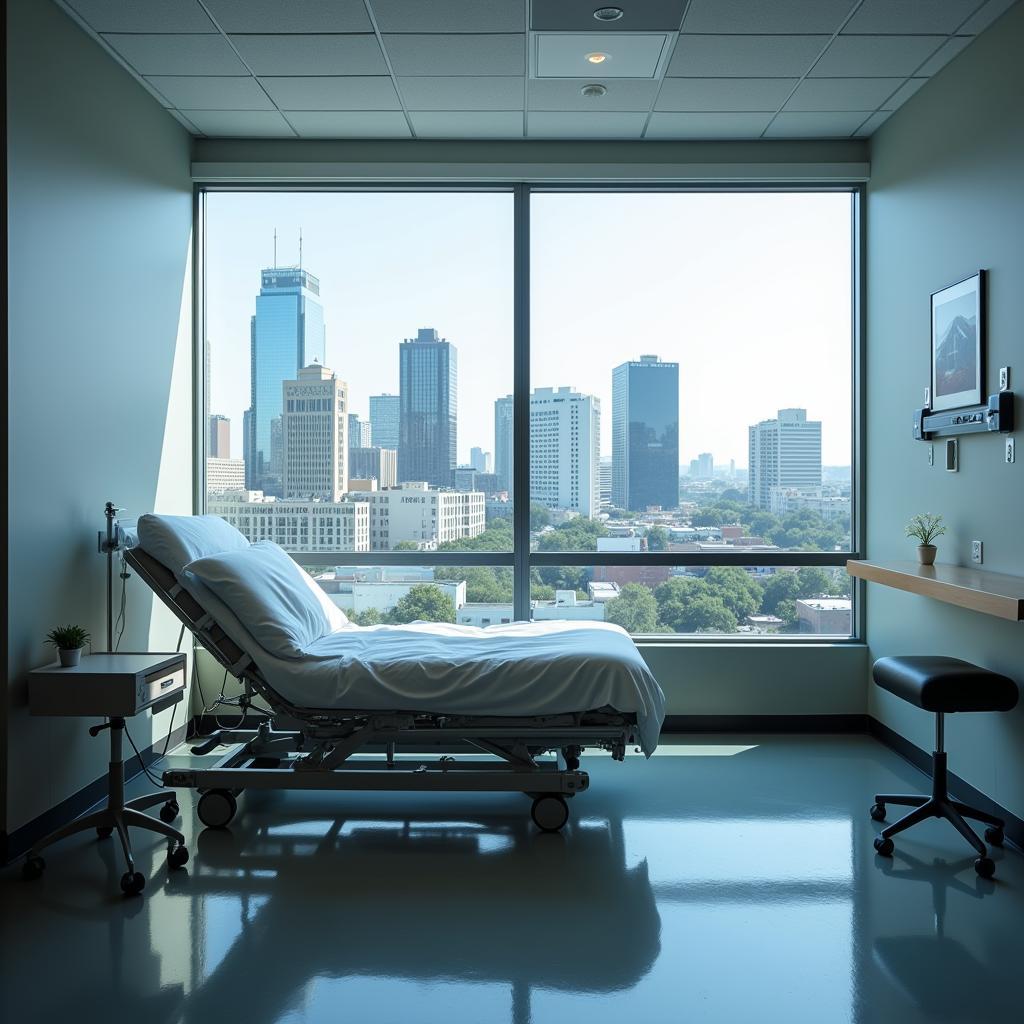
[202,188,859,638]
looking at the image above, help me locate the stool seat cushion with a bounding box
[873,656,1018,713]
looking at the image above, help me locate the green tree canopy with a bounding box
[535,516,609,551]
[438,520,513,552]
[604,584,659,634]
[530,503,551,532]
[646,525,670,551]
[390,584,456,624]
[434,566,512,604]
[654,577,737,634]
[702,566,764,622]
[349,607,383,626]
[391,540,422,551]
[761,572,801,615]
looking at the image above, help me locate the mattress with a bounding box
[255,619,666,756]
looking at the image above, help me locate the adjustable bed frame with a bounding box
[125,546,641,833]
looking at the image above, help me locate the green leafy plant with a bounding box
[45,624,91,650]
[905,513,946,546]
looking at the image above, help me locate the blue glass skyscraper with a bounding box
[245,267,325,495]
[398,328,457,487]
[612,355,680,511]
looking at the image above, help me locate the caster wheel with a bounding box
[975,856,996,879]
[531,794,569,833]
[869,802,886,822]
[874,836,894,857]
[22,856,45,881]
[984,826,1004,847]
[197,789,237,829]
[168,844,189,869]
[159,800,180,824]
[120,871,146,896]
[97,825,114,839]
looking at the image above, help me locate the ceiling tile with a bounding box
[180,109,296,136]
[960,0,1020,34]
[202,0,371,32]
[853,110,893,136]
[656,77,796,111]
[65,0,215,32]
[682,0,858,34]
[785,77,903,111]
[916,36,973,75]
[384,34,526,76]
[145,75,273,110]
[646,111,774,138]
[532,0,688,32]
[399,76,523,110]
[527,111,647,138]
[668,35,828,77]
[372,0,525,33]
[529,78,659,111]
[167,109,204,133]
[765,110,872,137]
[843,0,982,35]
[409,111,524,138]
[880,77,928,110]
[229,34,387,76]
[536,33,670,79]
[260,76,400,110]
[284,111,412,138]
[810,36,945,77]
[101,34,248,75]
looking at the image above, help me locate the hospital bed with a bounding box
[126,514,665,833]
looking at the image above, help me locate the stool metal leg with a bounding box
[881,801,937,840]
[873,794,928,808]
[951,801,1004,830]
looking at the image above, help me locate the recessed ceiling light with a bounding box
[580,83,608,97]
[593,6,624,21]
[586,52,609,64]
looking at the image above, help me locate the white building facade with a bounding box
[281,364,348,501]
[748,408,822,510]
[206,457,245,494]
[353,482,486,551]
[530,386,601,517]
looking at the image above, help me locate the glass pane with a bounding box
[530,192,853,553]
[205,191,513,551]
[530,565,853,637]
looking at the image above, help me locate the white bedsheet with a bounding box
[252,619,666,757]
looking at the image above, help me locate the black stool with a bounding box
[870,656,1018,878]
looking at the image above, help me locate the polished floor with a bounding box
[1,734,1020,1024]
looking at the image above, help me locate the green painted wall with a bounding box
[5,0,194,835]
[866,3,1024,818]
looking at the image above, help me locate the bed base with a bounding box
[124,544,639,833]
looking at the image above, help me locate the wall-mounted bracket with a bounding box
[913,391,1014,440]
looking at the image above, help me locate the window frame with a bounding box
[195,182,864,643]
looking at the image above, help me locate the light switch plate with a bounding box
[999,366,1010,391]
[945,437,958,472]
[971,540,983,564]
[1007,436,1015,464]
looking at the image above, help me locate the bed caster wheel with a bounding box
[97,825,114,839]
[159,800,180,824]
[984,826,1004,847]
[869,802,886,821]
[975,856,996,879]
[120,871,145,896]
[531,795,569,833]
[22,856,45,881]
[874,836,894,857]
[168,844,189,869]
[197,789,237,829]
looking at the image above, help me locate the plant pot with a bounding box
[917,544,937,566]
[58,648,82,668]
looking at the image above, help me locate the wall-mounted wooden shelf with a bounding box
[847,560,1024,621]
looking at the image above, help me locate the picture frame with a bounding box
[930,270,985,412]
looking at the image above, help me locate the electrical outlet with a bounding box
[999,366,1010,391]
[1007,437,1015,464]
[972,540,983,564]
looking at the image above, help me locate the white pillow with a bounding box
[139,513,250,575]
[184,542,336,659]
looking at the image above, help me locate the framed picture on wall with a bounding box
[930,270,985,412]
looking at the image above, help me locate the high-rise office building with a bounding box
[349,447,397,489]
[696,452,714,479]
[281,364,348,501]
[530,387,601,517]
[398,328,457,487]
[348,414,372,448]
[494,394,514,497]
[612,355,680,511]
[748,408,822,510]
[470,447,492,474]
[244,266,326,495]
[369,394,400,450]
[208,414,230,458]
[599,456,612,509]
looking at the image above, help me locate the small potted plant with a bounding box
[46,625,91,667]
[905,513,946,566]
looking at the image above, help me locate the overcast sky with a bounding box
[206,190,852,471]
